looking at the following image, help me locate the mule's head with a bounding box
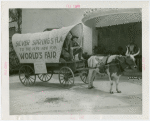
[125,46,140,70]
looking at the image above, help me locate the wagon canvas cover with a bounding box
[12,23,83,64]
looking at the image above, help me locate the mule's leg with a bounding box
[106,69,113,94]
[88,69,96,89]
[109,76,113,94]
[115,76,121,93]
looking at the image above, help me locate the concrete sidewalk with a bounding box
[9,74,142,115]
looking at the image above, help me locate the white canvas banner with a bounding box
[12,23,83,63]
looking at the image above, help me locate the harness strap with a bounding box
[105,55,120,67]
[105,55,110,65]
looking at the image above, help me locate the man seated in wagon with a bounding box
[60,32,73,62]
[70,35,83,60]
[60,31,83,62]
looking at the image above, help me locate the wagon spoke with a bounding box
[29,76,35,80]
[44,75,47,81]
[28,76,33,82]
[27,78,31,85]
[62,80,65,84]
[68,78,74,84]
[42,75,45,81]
[28,69,32,75]
[47,74,51,77]
[20,69,25,74]
[82,76,86,80]
[28,78,34,84]
[80,71,88,84]
[45,75,49,81]
[21,77,26,83]
[24,78,28,86]
[20,76,26,81]
[39,74,42,78]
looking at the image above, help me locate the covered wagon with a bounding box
[12,23,89,87]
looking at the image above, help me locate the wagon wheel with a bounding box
[59,67,74,87]
[19,65,36,86]
[38,71,53,82]
[80,70,89,84]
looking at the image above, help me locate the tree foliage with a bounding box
[9,9,22,33]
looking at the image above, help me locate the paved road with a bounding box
[10,74,142,115]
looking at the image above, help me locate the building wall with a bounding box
[22,9,93,54]
[97,22,142,55]
[92,27,98,53]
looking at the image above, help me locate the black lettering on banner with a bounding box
[32,40,35,45]
[47,39,50,44]
[33,53,35,59]
[38,40,41,45]
[44,39,47,45]
[19,53,24,59]
[59,36,63,43]
[45,51,57,59]
[51,38,54,44]
[39,52,42,59]
[20,48,24,51]
[19,52,44,60]
[27,40,30,45]
[25,53,28,59]
[45,52,47,59]
[16,41,21,47]
[35,53,38,59]
[53,51,56,58]
[29,53,32,59]
[55,37,58,43]
[45,52,51,59]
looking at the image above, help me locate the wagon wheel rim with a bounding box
[80,71,89,84]
[38,71,53,82]
[59,67,74,87]
[19,65,36,86]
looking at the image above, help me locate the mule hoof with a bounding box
[110,91,114,94]
[88,86,93,89]
[117,91,121,93]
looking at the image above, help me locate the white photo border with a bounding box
[1,1,149,120]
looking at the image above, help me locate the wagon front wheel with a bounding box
[19,65,36,86]
[59,67,74,87]
[38,71,53,82]
[80,70,89,84]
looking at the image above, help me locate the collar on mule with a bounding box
[105,55,129,71]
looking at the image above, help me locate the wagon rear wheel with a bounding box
[38,71,53,82]
[19,65,36,86]
[80,70,89,84]
[59,67,74,88]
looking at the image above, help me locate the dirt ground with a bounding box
[9,74,142,115]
